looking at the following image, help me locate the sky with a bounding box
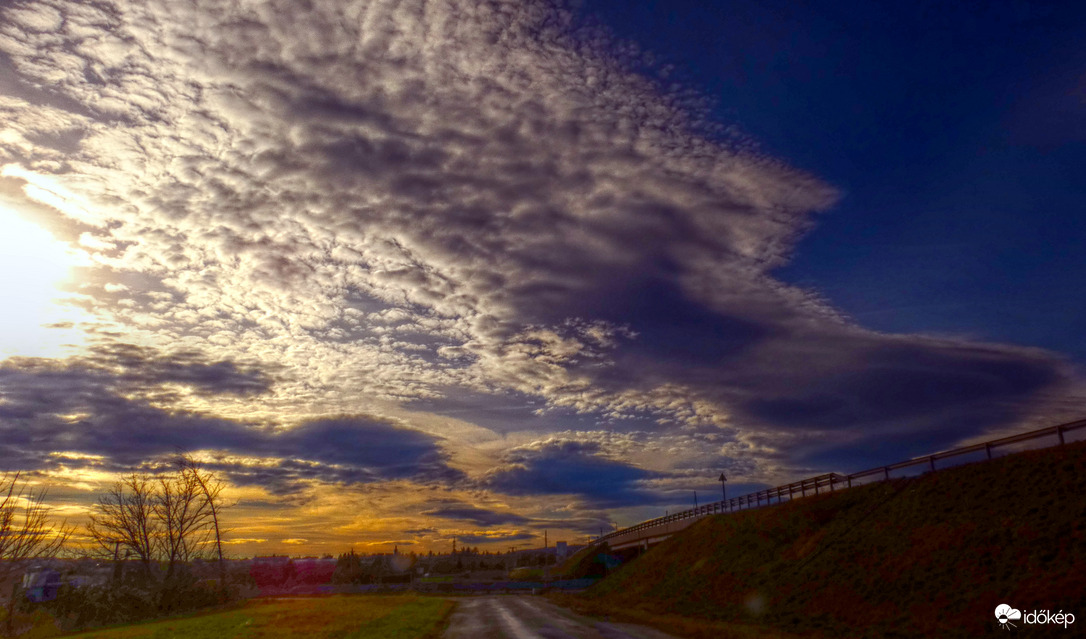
[0,0,1083,556]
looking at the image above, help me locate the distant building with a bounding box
[252,555,291,565]
[22,570,63,603]
[555,541,568,559]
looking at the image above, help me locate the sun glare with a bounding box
[0,206,86,358]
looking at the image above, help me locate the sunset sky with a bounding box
[1,0,1084,556]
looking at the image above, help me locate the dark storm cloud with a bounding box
[744,342,1061,430]
[402,527,437,536]
[254,418,466,491]
[0,356,255,467]
[421,500,531,527]
[455,532,535,545]
[0,356,462,491]
[211,456,449,497]
[483,439,667,508]
[405,389,593,436]
[81,343,274,396]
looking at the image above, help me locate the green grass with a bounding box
[65,595,452,639]
[570,440,1086,638]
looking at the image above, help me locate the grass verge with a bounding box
[64,595,452,639]
[567,440,1086,638]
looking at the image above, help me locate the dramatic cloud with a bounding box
[0,355,462,493]
[455,532,535,545]
[484,439,667,508]
[81,342,274,396]
[422,501,530,527]
[0,0,1079,550]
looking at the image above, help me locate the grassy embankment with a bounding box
[60,595,452,639]
[555,440,1086,638]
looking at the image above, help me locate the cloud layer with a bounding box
[0,0,1079,551]
[0,353,462,494]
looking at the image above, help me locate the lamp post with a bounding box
[719,472,727,502]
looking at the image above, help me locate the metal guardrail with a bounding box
[594,418,1086,545]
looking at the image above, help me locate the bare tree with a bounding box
[155,470,213,581]
[86,461,230,596]
[178,456,228,583]
[1,473,71,636]
[86,474,159,577]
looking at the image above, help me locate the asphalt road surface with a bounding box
[442,595,679,639]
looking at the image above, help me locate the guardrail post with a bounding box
[985,443,992,460]
[929,456,936,472]
[883,467,889,481]
[847,476,852,488]
[1058,425,1065,445]
[815,479,820,495]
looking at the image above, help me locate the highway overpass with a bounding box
[594,418,1085,552]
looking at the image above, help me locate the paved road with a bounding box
[442,595,679,639]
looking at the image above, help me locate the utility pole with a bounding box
[111,541,122,583]
[544,530,548,549]
[694,490,698,508]
[719,472,727,502]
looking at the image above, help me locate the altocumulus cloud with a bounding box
[0,0,1079,527]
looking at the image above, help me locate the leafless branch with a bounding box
[1,473,71,636]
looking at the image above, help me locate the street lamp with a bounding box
[719,472,727,502]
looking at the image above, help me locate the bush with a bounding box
[28,569,244,633]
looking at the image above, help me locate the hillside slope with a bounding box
[577,441,1086,638]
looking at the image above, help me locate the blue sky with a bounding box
[581,0,1086,364]
[0,0,1083,554]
